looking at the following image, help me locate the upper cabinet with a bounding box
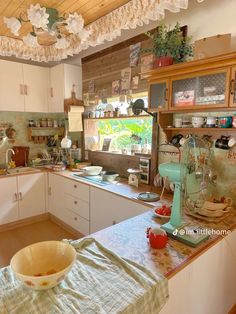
[229,67,236,107]
[0,60,49,112]
[169,69,230,110]
[149,79,169,112]
[147,52,236,112]
[49,63,82,113]
[23,64,49,113]
[0,60,25,112]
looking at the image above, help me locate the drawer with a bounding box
[64,194,89,220]
[64,178,89,202]
[59,207,90,236]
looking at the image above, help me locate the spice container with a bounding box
[40,118,47,127]
[53,120,58,128]
[47,118,53,127]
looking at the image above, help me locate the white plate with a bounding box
[152,208,171,219]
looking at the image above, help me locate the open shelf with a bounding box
[84,114,151,121]
[164,127,236,131]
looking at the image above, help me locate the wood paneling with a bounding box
[0,0,130,43]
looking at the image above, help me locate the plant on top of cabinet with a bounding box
[143,23,193,68]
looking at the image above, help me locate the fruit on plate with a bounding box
[155,204,171,216]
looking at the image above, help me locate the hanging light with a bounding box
[4,3,89,49]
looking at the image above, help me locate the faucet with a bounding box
[6,148,15,168]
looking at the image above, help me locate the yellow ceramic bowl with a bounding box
[10,241,76,290]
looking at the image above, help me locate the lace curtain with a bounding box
[0,0,204,62]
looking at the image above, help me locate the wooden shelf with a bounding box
[28,127,64,130]
[84,115,151,121]
[164,127,236,131]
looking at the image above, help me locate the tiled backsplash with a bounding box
[0,112,80,165]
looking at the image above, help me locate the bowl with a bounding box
[82,166,103,176]
[10,241,76,290]
[102,171,119,182]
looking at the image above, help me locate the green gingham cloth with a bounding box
[0,238,168,314]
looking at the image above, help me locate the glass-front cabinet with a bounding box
[229,67,236,107]
[148,79,169,112]
[169,69,230,110]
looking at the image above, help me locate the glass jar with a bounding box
[40,118,47,127]
[47,118,53,127]
[53,120,58,128]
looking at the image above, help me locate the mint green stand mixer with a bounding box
[159,162,209,247]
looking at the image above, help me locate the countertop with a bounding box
[92,211,236,279]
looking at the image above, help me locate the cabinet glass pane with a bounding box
[150,82,167,110]
[172,72,226,107]
[233,72,236,104]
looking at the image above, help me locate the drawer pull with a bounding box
[74,185,77,188]
[74,201,78,205]
[74,217,78,221]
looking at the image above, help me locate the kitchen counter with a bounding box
[91,210,236,279]
[50,169,172,208]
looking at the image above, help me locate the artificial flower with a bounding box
[3,17,21,36]
[27,3,49,30]
[54,37,70,49]
[23,33,39,48]
[66,13,84,34]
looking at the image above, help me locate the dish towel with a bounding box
[68,106,84,132]
[0,238,169,314]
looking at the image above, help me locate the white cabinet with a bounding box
[48,174,90,235]
[0,177,18,224]
[0,60,50,113]
[0,60,25,112]
[0,173,46,225]
[18,173,46,219]
[90,187,150,233]
[49,63,82,112]
[23,65,49,113]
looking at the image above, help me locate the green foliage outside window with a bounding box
[98,118,152,151]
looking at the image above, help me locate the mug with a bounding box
[192,116,206,128]
[215,136,230,150]
[228,138,236,148]
[218,116,232,128]
[232,115,236,128]
[146,227,168,249]
[174,117,182,128]
[206,116,217,128]
[170,134,183,147]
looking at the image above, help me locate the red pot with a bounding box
[146,227,168,249]
[153,56,173,68]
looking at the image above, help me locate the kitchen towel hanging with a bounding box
[68,106,84,132]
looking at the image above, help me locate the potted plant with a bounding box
[143,22,193,68]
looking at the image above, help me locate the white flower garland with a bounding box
[0,0,204,62]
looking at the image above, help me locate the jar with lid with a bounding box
[40,118,47,127]
[47,118,53,127]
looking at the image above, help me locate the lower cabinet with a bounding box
[0,176,18,224]
[48,173,90,235]
[18,173,46,219]
[0,173,46,225]
[90,187,150,233]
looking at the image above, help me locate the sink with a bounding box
[7,167,40,174]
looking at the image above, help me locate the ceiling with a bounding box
[0,0,130,43]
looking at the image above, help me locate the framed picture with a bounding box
[102,138,111,151]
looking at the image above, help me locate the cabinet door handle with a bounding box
[165,88,168,101]
[230,79,235,95]
[74,200,78,205]
[74,185,77,188]
[14,193,18,202]
[112,220,116,225]
[19,84,24,95]
[50,88,53,97]
[48,187,52,196]
[24,85,28,95]
[19,192,22,200]
[74,216,78,221]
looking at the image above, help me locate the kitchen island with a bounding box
[92,211,236,314]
